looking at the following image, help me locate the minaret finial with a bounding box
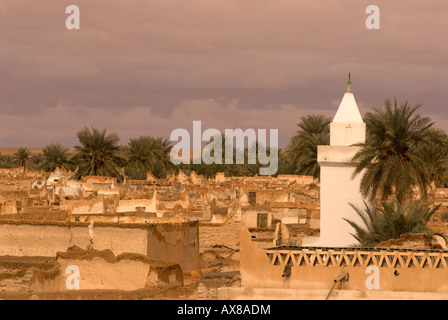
[347,72,352,93]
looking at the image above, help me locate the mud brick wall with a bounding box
[146,220,199,272]
[0,219,199,272]
[0,221,148,257]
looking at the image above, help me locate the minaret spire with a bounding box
[332,72,363,124]
[346,72,352,93]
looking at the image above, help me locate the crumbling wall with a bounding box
[116,199,156,214]
[0,221,148,257]
[0,219,198,276]
[146,220,199,272]
[252,189,289,205]
[157,197,189,210]
[197,271,240,300]
[0,200,19,214]
[29,246,183,292]
[0,209,69,221]
[241,207,272,229]
[276,175,317,185]
[0,256,55,292]
[271,208,308,224]
[68,200,105,215]
[81,176,117,184]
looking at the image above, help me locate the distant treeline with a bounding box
[0,127,296,181]
[2,100,448,195]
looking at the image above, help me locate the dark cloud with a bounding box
[0,0,447,147]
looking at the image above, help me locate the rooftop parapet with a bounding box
[238,227,448,296]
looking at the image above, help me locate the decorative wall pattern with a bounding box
[265,247,448,269]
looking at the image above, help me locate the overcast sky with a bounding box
[0,0,447,148]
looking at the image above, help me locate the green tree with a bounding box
[150,137,175,178]
[286,114,331,179]
[125,136,174,180]
[13,147,31,168]
[0,153,13,168]
[181,135,280,178]
[274,149,295,176]
[182,134,243,178]
[73,127,126,179]
[344,200,443,248]
[352,99,445,203]
[125,136,156,180]
[414,130,448,188]
[241,141,278,177]
[40,143,71,172]
[29,153,44,170]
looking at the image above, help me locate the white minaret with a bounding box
[329,73,366,147]
[303,74,366,247]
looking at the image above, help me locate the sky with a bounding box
[0,0,447,148]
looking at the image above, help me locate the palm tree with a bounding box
[185,133,241,178]
[295,114,331,135]
[40,143,71,172]
[344,200,443,248]
[125,136,175,179]
[125,136,156,180]
[29,153,44,170]
[275,149,295,176]
[352,99,445,203]
[13,147,31,168]
[0,153,13,168]
[73,127,125,179]
[150,137,175,177]
[286,114,331,179]
[241,140,273,177]
[414,130,448,188]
